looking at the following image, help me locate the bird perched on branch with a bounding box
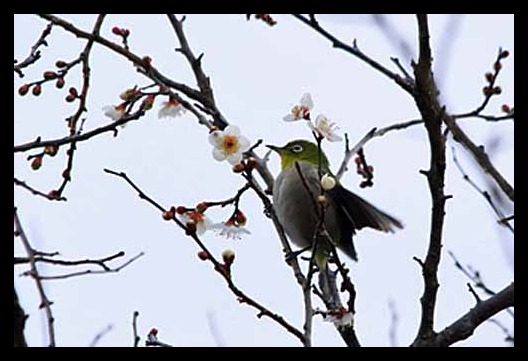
[267,139,403,269]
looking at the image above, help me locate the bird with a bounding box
[267,139,403,269]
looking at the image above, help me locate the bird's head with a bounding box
[267,139,330,170]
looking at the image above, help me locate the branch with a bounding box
[14,207,56,347]
[443,114,514,202]
[419,282,514,347]
[29,252,144,281]
[335,127,377,180]
[14,22,53,77]
[14,288,28,347]
[88,324,113,347]
[104,168,306,344]
[14,110,145,153]
[14,177,67,201]
[451,146,513,233]
[132,311,140,347]
[412,14,448,343]
[292,14,415,95]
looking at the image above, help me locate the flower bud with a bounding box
[195,202,208,213]
[317,195,327,205]
[197,251,209,261]
[494,61,502,71]
[493,86,502,95]
[485,72,494,83]
[245,157,258,170]
[55,60,68,68]
[65,94,76,103]
[44,145,58,156]
[162,210,174,220]
[32,84,42,96]
[501,104,511,113]
[18,84,30,96]
[232,163,246,173]
[31,156,42,170]
[175,206,186,215]
[48,190,59,200]
[43,71,57,80]
[185,220,197,235]
[62,168,71,180]
[500,50,510,59]
[112,26,122,35]
[222,249,235,265]
[56,77,65,89]
[321,174,336,190]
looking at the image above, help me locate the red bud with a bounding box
[500,50,509,59]
[31,156,42,170]
[43,71,57,80]
[68,87,78,97]
[197,251,209,261]
[32,84,42,96]
[18,84,30,96]
[501,104,511,113]
[494,61,502,71]
[55,60,68,68]
[112,26,122,35]
[56,77,65,89]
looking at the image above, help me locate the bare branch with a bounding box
[88,324,113,347]
[30,252,144,281]
[412,14,448,343]
[292,14,415,95]
[105,168,306,344]
[14,177,67,201]
[335,128,377,180]
[132,311,140,347]
[14,207,56,347]
[417,283,514,346]
[14,22,53,77]
[451,146,513,233]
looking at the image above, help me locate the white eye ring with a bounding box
[291,144,304,153]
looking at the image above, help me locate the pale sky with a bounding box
[14,14,514,347]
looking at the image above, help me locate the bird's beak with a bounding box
[266,144,281,153]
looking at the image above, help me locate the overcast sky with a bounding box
[14,14,514,347]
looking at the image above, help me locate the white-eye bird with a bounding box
[267,139,403,268]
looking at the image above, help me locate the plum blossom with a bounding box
[309,114,343,142]
[158,97,186,119]
[283,93,313,121]
[208,125,251,165]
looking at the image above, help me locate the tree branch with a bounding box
[14,207,56,347]
[412,14,448,344]
[292,14,415,95]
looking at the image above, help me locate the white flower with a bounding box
[208,125,251,165]
[283,93,313,121]
[178,211,213,236]
[211,222,251,240]
[103,104,126,121]
[321,174,336,190]
[309,114,343,142]
[324,310,354,329]
[158,98,186,119]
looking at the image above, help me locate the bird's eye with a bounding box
[291,144,304,153]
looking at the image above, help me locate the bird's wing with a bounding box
[327,184,403,233]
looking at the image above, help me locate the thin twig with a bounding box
[14,207,56,347]
[14,22,53,77]
[451,146,513,233]
[132,311,140,347]
[292,14,415,95]
[105,168,306,344]
[29,252,144,281]
[335,128,377,180]
[14,177,67,201]
[89,324,114,347]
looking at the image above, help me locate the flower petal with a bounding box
[208,131,222,146]
[283,114,297,122]
[212,148,227,161]
[300,93,313,109]
[326,133,343,142]
[237,136,251,152]
[224,125,240,137]
[227,152,243,165]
